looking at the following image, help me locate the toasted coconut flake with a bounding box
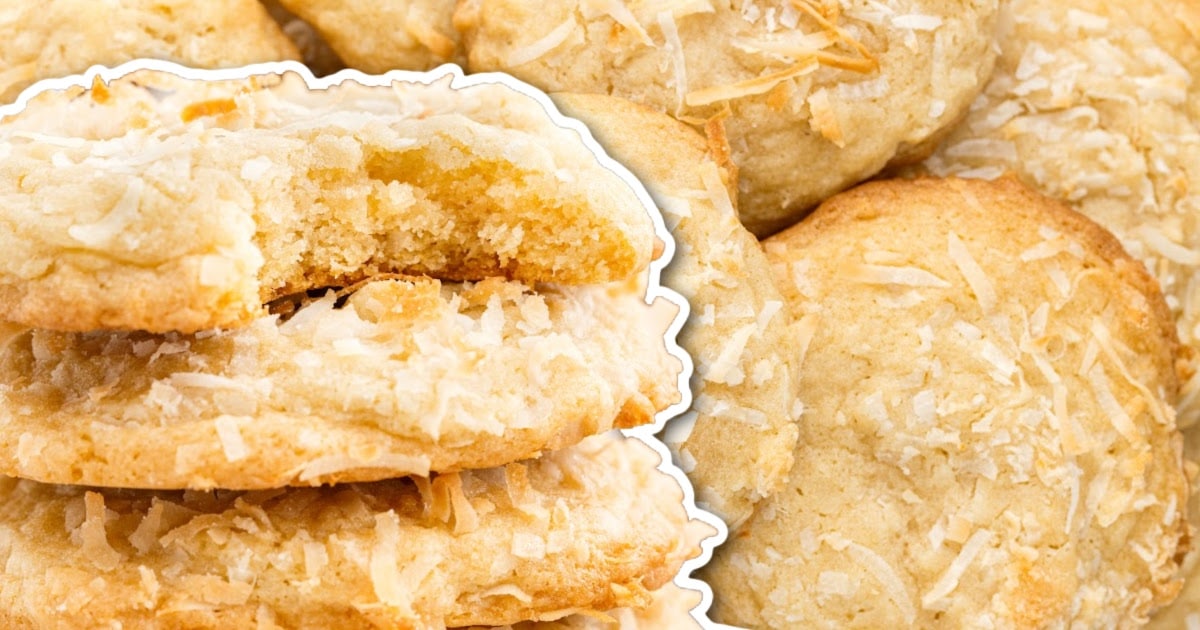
[442,473,480,535]
[81,492,122,572]
[129,500,165,554]
[180,98,237,123]
[807,88,844,147]
[685,57,819,107]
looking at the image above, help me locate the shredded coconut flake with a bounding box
[686,57,819,107]
[506,17,577,66]
[213,416,249,462]
[657,11,689,111]
[922,529,992,608]
[842,540,916,623]
[699,161,737,219]
[848,264,951,288]
[1087,363,1142,446]
[81,492,122,572]
[704,324,757,385]
[807,88,844,147]
[947,232,996,313]
[892,14,943,30]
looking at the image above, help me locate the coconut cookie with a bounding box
[456,0,1000,236]
[277,0,464,73]
[0,0,299,102]
[551,93,800,529]
[0,68,655,333]
[912,0,1200,426]
[0,275,680,490]
[0,434,701,629]
[703,178,1189,627]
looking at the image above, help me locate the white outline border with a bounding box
[5,59,731,628]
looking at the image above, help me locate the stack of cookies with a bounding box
[0,67,707,628]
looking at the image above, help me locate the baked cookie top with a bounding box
[0,0,299,102]
[0,434,700,629]
[0,67,655,333]
[552,93,800,529]
[912,0,1200,426]
[704,177,1188,627]
[457,0,1000,236]
[0,275,680,489]
[277,0,464,73]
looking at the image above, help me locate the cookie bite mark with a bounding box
[0,68,655,333]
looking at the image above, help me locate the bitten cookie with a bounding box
[704,178,1189,627]
[912,0,1200,426]
[0,434,700,629]
[277,0,464,72]
[457,0,1000,236]
[0,67,655,333]
[552,93,800,529]
[0,0,299,102]
[0,275,680,489]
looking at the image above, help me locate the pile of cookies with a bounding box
[0,66,708,628]
[375,0,1194,626]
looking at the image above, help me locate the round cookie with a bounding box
[912,0,1200,426]
[0,0,299,102]
[703,177,1189,627]
[277,0,464,72]
[0,434,700,629]
[0,276,680,489]
[456,0,1001,236]
[0,67,655,333]
[551,93,800,529]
